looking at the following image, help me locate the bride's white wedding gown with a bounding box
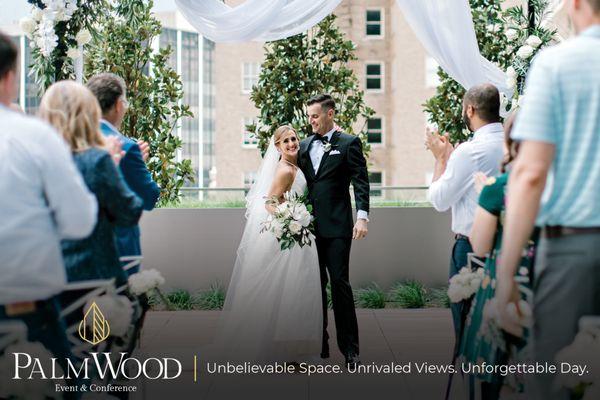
[214,167,322,363]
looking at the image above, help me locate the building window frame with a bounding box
[365,8,384,39]
[369,170,384,198]
[242,117,259,148]
[366,116,385,147]
[365,62,384,93]
[241,62,260,94]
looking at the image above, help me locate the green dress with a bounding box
[459,172,538,384]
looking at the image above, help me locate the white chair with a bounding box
[0,320,28,354]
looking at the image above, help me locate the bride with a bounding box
[214,125,322,363]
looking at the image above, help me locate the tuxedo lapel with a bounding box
[302,136,317,181]
[315,130,340,179]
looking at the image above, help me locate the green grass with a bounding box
[326,283,333,309]
[196,283,226,310]
[165,289,197,310]
[354,283,387,309]
[426,286,451,308]
[388,280,427,309]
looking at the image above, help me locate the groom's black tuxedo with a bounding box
[299,131,370,238]
[298,130,370,359]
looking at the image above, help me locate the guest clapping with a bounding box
[39,81,144,285]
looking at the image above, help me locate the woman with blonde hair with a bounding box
[39,80,143,285]
[214,125,322,363]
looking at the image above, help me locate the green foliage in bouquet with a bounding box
[261,190,316,251]
[354,283,387,309]
[86,0,194,205]
[249,14,374,157]
[389,280,427,309]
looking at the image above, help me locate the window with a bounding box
[369,172,383,197]
[366,63,384,92]
[365,9,383,38]
[367,118,383,145]
[425,56,441,88]
[243,171,257,190]
[242,62,261,93]
[242,118,259,147]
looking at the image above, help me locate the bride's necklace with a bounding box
[281,158,297,168]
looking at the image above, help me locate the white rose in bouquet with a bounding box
[299,209,312,227]
[526,35,543,49]
[128,268,166,295]
[289,220,302,235]
[84,294,133,337]
[506,66,517,78]
[272,219,284,239]
[31,7,43,21]
[19,17,37,37]
[517,45,535,59]
[505,28,518,41]
[506,76,517,89]
[75,29,92,46]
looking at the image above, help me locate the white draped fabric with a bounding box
[395,0,512,98]
[174,0,342,43]
[174,0,515,97]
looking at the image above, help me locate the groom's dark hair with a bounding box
[307,94,336,112]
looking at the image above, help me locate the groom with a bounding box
[298,94,370,368]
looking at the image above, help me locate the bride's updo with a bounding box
[273,125,298,146]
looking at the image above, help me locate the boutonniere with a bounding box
[323,142,333,153]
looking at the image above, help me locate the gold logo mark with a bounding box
[78,301,110,345]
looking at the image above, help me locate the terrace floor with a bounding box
[129,308,469,400]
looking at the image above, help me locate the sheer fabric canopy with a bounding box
[173,0,561,98]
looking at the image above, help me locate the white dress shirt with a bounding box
[309,127,368,221]
[428,122,504,236]
[0,106,97,304]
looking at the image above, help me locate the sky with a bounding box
[0,0,179,27]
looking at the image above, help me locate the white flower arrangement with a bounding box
[555,317,600,399]
[0,341,64,399]
[261,190,315,251]
[84,294,134,337]
[75,29,92,46]
[128,268,166,296]
[447,267,484,303]
[525,35,543,49]
[505,28,519,41]
[516,44,535,59]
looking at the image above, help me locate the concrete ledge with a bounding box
[140,208,453,292]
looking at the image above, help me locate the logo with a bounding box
[78,302,110,345]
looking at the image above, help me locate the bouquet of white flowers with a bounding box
[447,267,484,303]
[555,317,600,399]
[261,190,315,251]
[128,269,173,310]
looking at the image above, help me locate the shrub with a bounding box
[389,280,427,309]
[426,286,451,309]
[197,283,226,310]
[354,283,386,309]
[165,289,196,310]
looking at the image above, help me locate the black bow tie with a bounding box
[315,135,329,144]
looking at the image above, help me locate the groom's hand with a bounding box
[353,219,368,240]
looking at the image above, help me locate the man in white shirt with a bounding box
[0,32,97,391]
[426,84,504,346]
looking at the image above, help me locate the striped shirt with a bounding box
[511,25,600,227]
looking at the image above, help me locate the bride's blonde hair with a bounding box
[39,80,105,152]
[273,125,298,145]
